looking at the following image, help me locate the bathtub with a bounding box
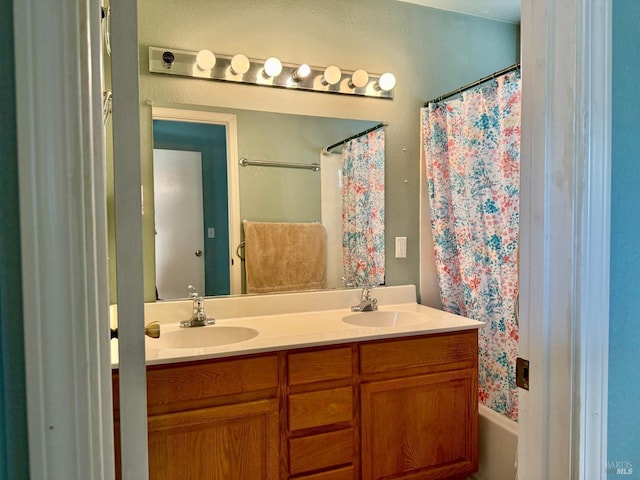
[469,404,518,480]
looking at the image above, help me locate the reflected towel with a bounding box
[243,220,327,294]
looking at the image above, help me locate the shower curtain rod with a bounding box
[424,62,521,106]
[322,121,387,154]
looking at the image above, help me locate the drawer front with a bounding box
[293,465,354,480]
[289,386,353,431]
[360,331,477,376]
[289,429,353,475]
[288,347,352,386]
[146,355,278,411]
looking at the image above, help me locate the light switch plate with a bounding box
[395,236,407,258]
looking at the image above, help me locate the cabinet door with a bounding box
[361,369,477,480]
[147,398,279,480]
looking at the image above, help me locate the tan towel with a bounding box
[243,220,327,294]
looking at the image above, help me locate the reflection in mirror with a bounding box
[149,106,384,300]
[152,119,231,299]
[153,148,208,299]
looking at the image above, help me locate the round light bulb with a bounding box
[322,65,342,85]
[293,63,311,81]
[377,72,396,91]
[195,50,216,71]
[350,69,369,89]
[263,57,283,78]
[230,54,250,75]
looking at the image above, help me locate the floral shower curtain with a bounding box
[422,71,521,420]
[342,130,385,287]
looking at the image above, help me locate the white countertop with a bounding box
[111,297,483,367]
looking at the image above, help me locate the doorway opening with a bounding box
[151,108,242,296]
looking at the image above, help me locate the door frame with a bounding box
[13,0,118,478]
[152,107,242,295]
[12,0,611,479]
[518,0,611,477]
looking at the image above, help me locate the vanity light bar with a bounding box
[148,46,395,99]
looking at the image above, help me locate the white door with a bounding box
[153,149,205,299]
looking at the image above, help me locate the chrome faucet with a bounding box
[351,285,378,312]
[180,285,215,328]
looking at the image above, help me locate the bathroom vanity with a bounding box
[111,286,481,479]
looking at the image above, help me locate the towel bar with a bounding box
[239,157,320,172]
[236,241,245,261]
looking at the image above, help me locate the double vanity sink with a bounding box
[152,310,420,351]
[110,285,482,365]
[142,307,455,360]
[111,285,483,480]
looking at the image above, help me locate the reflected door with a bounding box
[153,149,205,298]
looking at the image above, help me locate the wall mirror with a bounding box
[147,105,383,301]
[105,0,520,306]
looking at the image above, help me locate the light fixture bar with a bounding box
[148,46,394,99]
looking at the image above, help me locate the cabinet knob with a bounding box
[110,321,161,340]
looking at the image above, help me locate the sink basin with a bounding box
[342,310,426,328]
[147,325,259,349]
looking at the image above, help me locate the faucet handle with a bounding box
[187,285,198,300]
[195,296,204,310]
[341,276,355,288]
[361,285,375,299]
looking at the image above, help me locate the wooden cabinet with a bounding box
[112,354,280,480]
[285,346,357,479]
[113,330,478,480]
[147,399,279,480]
[360,331,479,479]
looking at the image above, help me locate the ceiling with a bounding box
[397,0,521,24]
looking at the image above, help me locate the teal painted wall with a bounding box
[153,120,231,296]
[0,0,30,477]
[608,0,640,477]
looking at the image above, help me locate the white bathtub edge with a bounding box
[472,403,518,480]
[479,403,519,436]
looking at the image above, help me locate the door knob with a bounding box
[195,249,203,257]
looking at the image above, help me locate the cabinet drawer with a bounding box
[288,347,352,386]
[289,386,353,431]
[360,331,477,376]
[294,465,354,480]
[289,429,353,475]
[146,354,278,413]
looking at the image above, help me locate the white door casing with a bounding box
[13,0,117,478]
[110,0,150,478]
[518,0,610,479]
